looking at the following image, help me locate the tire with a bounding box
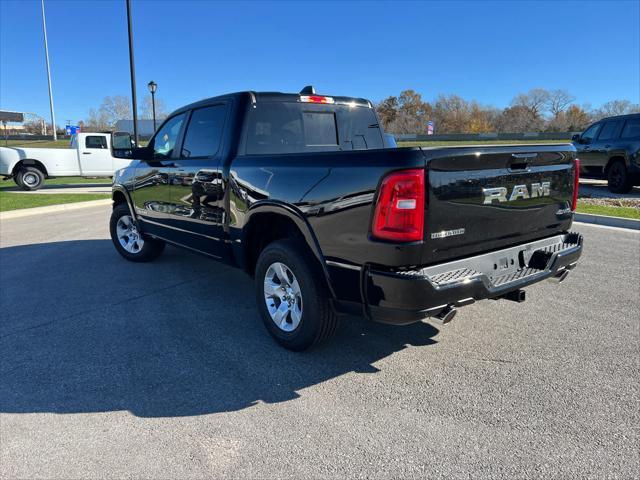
[607,160,633,194]
[255,239,338,351]
[109,203,165,262]
[17,166,45,191]
[13,175,23,188]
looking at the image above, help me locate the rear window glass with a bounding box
[303,112,337,146]
[621,119,640,139]
[245,102,383,155]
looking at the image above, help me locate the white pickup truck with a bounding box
[0,132,133,190]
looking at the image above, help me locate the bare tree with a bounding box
[374,88,638,135]
[497,105,544,133]
[85,108,108,130]
[140,94,168,120]
[546,105,591,132]
[83,96,133,130]
[595,100,640,119]
[547,89,575,116]
[433,94,470,133]
[511,88,550,119]
[100,96,132,125]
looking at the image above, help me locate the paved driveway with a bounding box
[0,206,638,479]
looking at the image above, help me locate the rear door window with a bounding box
[181,104,227,158]
[620,118,640,139]
[597,121,621,141]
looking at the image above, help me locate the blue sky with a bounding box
[1,0,639,126]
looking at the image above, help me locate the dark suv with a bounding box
[573,113,640,193]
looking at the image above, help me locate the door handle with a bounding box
[83,152,92,155]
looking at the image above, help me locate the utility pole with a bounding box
[41,0,57,140]
[126,0,139,146]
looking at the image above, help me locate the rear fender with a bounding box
[12,159,49,177]
[240,201,336,300]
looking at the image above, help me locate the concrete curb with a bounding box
[574,212,640,230]
[0,199,111,220]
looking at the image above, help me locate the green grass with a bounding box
[0,191,110,212]
[0,176,112,212]
[575,201,640,220]
[2,139,149,148]
[0,176,111,190]
[399,139,570,147]
[1,139,72,149]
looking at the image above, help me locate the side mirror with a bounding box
[131,147,153,161]
[571,134,580,142]
[112,131,133,158]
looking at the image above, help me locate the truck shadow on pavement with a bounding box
[0,240,439,418]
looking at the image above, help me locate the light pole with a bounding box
[40,0,57,140]
[147,81,157,131]
[126,0,139,146]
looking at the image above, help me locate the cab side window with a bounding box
[85,136,107,149]
[152,113,187,159]
[181,105,227,158]
[581,123,601,143]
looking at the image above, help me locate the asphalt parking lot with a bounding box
[0,206,638,479]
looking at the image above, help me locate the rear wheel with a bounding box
[109,204,165,262]
[16,166,45,191]
[607,160,632,193]
[255,239,338,351]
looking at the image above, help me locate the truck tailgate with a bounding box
[421,144,577,265]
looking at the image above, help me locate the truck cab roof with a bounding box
[171,90,373,117]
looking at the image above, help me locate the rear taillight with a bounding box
[372,169,425,242]
[572,158,580,211]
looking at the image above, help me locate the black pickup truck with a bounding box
[109,87,583,350]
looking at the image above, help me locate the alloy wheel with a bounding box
[116,215,144,254]
[263,262,303,332]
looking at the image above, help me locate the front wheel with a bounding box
[255,239,338,351]
[607,160,633,193]
[109,204,165,262]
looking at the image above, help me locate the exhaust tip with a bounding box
[432,306,457,325]
[549,269,570,283]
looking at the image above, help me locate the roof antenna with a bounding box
[300,85,315,95]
